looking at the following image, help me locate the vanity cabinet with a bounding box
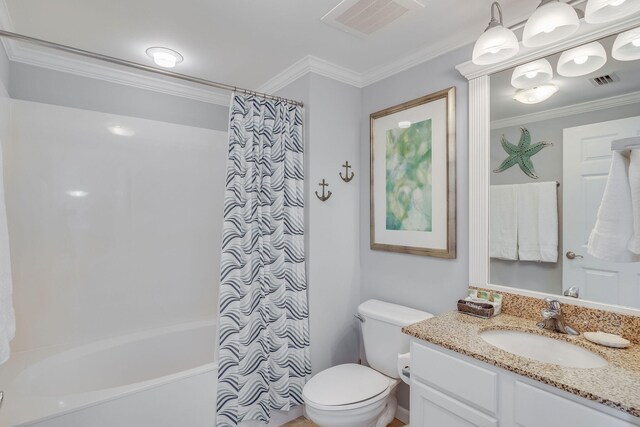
[410,340,640,427]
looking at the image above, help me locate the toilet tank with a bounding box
[358,300,433,378]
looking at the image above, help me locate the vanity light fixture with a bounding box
[145,47,183,68]
[557,41,607,76]
[398,121,412,128]
[612,26,640,60]
[472,2,519,65]
[523,0,580,47]
[585,0,640,23]
[511,58,554,89]
[513,84,559,104]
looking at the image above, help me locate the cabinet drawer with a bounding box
[411,380,499,427]
[515,381,634,427]
[412,341,498,414]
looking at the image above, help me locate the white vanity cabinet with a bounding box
[410,339,640,427]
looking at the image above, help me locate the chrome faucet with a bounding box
[537,298,578,335]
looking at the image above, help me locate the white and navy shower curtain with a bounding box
[217,94,310,426]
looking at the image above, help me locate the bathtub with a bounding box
[0,320,218,427]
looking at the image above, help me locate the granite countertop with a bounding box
[402,311,640,417]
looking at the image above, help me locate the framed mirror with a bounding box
[460,14,640,314]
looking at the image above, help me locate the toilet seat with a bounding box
[302,364,392,411]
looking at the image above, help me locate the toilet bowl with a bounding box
[302,300,432,427]
[303,364,399,427]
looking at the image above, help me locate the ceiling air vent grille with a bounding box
[322,0,425,36]
[589,73,619,87]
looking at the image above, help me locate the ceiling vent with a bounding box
[321,0,425,36]
[589,73,620,87]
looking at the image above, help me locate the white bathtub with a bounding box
[0,320,218,427]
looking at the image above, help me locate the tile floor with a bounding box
[281,417,404,427]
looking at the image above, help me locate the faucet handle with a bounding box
[544,298,561,311]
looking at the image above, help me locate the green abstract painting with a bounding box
[385,119,432,232]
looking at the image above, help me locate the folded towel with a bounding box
[588,150,635,261]
[518,182,558,263]
[490,185,518,260]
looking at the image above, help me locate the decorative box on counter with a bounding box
[457,290,503,319]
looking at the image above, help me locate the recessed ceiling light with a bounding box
[145,47,183,68]
[398,121,412,128]
[513,84,559,104]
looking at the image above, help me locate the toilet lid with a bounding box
[303,364,389,406]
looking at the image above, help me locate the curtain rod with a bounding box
[0,29,304,107]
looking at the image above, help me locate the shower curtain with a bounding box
[217,94,310,426]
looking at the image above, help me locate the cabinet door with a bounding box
[411,380,498,427]
[515,382,635,427]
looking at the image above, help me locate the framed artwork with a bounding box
[370,87,456,258]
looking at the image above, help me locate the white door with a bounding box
[563,116,640,308]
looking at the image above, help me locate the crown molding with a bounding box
[258,55,363,93]
[491,90,640,129]
[10,45,230,105]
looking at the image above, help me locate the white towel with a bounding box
[518,182,558,263]
[490,185,518,260]
[588,151,635,261]
[628,150,640,255]
[0,141,13,365]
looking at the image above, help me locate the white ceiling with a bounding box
[491,33,640,123]
[2,0,540,94]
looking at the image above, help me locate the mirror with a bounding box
[489,30,640,309]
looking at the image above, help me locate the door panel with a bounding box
[563,116,640,308]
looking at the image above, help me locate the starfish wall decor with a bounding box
[493,127,553,179]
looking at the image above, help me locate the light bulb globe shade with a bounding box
[612,27,640,60]
[585,0,640,23]
[513,84,559,104]
[557,41,607,77]
[511,58,554,89]
[523,1,580,47]
[472,25,520,65]
[145,47,184,68]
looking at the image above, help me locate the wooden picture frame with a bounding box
[370,87,456,258]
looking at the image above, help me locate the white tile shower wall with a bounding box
[3,99,228,352]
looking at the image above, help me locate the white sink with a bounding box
[479,330,608,369]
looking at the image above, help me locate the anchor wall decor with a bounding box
[339,161,355,183]
[315,179,332,202]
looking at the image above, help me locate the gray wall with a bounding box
[277,74,363,376]
[359,46,471,315]
[359,46,471,409]
[9,62,229,131]
[490,102,640,294]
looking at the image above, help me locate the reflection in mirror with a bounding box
[489,30,640,309]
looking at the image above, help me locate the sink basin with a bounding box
[479,330,608,369]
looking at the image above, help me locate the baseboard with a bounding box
[395,405,410,424]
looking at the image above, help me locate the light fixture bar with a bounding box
[0,29,304,107]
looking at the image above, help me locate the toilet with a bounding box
[302,300,433,427]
